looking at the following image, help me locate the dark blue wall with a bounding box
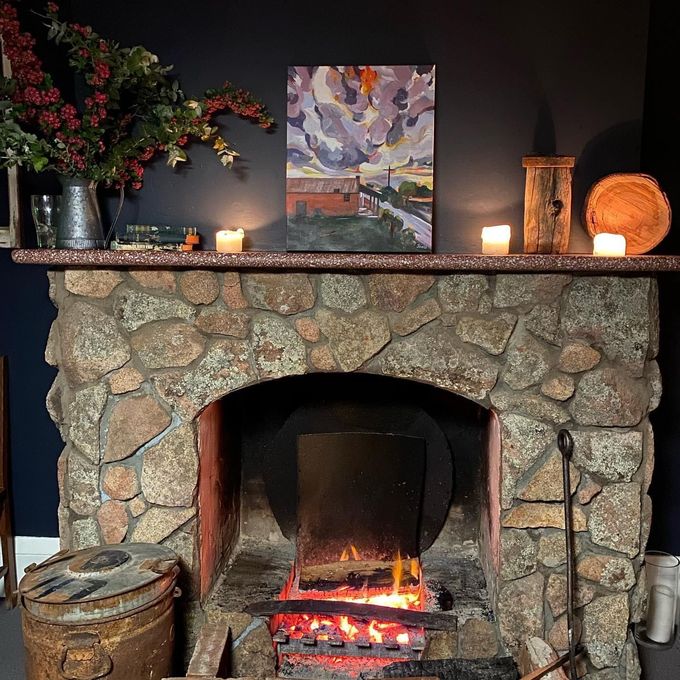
[0,250,60,536]
[2,0,666,540]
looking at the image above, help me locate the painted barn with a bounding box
[286,177,360,217]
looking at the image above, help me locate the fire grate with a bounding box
[275,632,426,659]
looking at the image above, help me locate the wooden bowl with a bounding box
[583,173,671,254]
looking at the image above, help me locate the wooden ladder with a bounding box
[0,356,18,608]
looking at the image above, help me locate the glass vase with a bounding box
[55,176,105,249]
[30,194,61,248]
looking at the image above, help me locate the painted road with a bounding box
[378,200,432,247]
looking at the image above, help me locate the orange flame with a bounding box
[339,544,362,561]
[391,550,403,595]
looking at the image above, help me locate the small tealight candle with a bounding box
[481,224,511,255]
[216,228,245,253]
[593,233,626,257]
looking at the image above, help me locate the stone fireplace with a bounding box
[43,268,659,678]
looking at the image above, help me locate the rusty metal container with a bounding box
[19,543,180,680]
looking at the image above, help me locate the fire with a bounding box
[279,550,424,648]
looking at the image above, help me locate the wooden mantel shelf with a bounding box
[11,248,680,272]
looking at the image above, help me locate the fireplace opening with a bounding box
[197,373,503,678]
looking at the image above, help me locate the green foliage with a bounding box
[0,99,51,171]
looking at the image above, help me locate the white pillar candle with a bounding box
[646,584,676,643]
[481,224,511,255]
[216,228,245,253]
[593,233,626,256]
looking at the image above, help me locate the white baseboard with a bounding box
[0,536,60,598]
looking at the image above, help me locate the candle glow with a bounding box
[481,224,511,255]
[216,228,245,253]
[593,233,626,257]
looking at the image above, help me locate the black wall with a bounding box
[642,0,680,554]
[1,0,666,540]
[72,0,649,253]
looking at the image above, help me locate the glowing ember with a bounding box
[278,550,424,648]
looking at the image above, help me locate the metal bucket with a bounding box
[19,544,180,680]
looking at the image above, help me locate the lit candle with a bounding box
[593,233,626,257]
[216,228,245,253]
[481,224,511,255]
[647,584,675,643]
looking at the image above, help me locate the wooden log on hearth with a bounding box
[163,621,230,679]
[362,657,518,680]
[299,558,420,591]
[187,622,230,678]
[245,599,458,631]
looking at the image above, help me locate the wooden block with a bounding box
[186,622,230,678]
[522,156,576,168]
[522,155,575,254]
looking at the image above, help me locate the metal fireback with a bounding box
[19,543,180,680]
[56,176,105,249]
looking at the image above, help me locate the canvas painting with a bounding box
[286,65,435,252]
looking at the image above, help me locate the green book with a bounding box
[125,224,198,236]
[110,241,187,251]
[120,233,188,244]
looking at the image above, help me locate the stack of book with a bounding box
[110,224,201,251]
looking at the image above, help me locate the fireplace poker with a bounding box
[558,428,579,680]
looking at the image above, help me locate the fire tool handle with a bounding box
[557,429,574,460]
[558,428,579,680]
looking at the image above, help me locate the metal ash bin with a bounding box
[19,543,180,680]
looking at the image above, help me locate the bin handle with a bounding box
[25,549,70,574]
[60,632,112,680]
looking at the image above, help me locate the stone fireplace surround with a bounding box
[43,267,659,679]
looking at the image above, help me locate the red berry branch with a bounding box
[0,2,273,189]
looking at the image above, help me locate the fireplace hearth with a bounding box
[43,269,659,679]
[200,374,497,679]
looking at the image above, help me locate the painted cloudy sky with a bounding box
[287,65,436,186]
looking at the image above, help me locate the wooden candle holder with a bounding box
[522,155,575,254]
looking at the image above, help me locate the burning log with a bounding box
[245,599,458,631]
[299,558,420,591]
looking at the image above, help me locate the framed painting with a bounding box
[286,65,435,253]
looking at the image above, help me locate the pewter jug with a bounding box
[55,176,105,249]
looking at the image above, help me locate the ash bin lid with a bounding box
[19,543,179,623]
